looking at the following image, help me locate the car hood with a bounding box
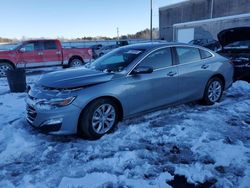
[217,27,250,47]
[38,68,115,89]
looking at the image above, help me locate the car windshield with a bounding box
[87,47,145,72]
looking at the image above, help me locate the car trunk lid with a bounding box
[217,27,250,47]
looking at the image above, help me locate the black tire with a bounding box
[0,62,14,77]
[78,98,119,140]
[69,58,84,68]
[202,77,224,105]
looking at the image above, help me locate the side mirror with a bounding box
[131,66,153,75]
[19,47,26,53]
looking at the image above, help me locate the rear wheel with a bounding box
[69,58,83,68]
[78,98,119,139]
[202,77,223,105]
[0,63,14,77]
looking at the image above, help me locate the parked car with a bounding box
[0,39,92,77]
[26,42,233,139]
[217,27,250,82]
[91,44,103,59]
[188,39,220,51]
[97,45,118,57]
[116,40,129,46]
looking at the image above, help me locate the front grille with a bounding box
[26,105,37,124]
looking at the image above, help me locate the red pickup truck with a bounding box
[0,39,92,77]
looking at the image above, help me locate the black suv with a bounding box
[188,38,220,51]
[217,27,250,82]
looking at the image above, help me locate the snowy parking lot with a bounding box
[0,68,250,188]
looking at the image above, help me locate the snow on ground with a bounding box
[0,68,250,188]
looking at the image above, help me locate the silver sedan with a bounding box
[26,42,234,139]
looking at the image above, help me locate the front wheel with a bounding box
[78,98,119,139]
[0,63,14,77]
[202,77,223,105]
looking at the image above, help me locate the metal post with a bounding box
[210,0,214,19]
[117,27,120,41]
[150,0,153,41]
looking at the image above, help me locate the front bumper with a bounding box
[26,103,82,135]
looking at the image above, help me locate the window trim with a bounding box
[127,45,215,76]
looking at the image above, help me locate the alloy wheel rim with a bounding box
[92,104,116,134]
[71,60,82,67]
[0,65,12,77]
[208,80,222,102]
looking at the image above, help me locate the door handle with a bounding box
[56,51,61,55]
[167,71,177,77]
[38,52,43,56]
[201,64,209,69]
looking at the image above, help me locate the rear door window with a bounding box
[44,41,57,50]
[175,47,201,64]
[138,48,172,70]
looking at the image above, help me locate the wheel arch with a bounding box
[77,95,124,133]
[68,55,84,64]
[0,59,16,69]
[209,73,225,89]
[201,73,225,105]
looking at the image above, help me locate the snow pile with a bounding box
[59,172,172,188]
[0,69,250,188]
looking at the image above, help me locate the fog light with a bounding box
[41,118,63,126]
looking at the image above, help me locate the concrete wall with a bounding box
[159,0,250,41]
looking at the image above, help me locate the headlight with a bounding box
[38,96,76,108]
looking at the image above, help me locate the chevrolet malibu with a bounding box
[26,43,233,139]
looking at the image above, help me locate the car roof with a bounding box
[124,42,189,50]
[23,39,59,43]
[120,42,215,56]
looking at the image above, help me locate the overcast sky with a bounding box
[0,0,184,39]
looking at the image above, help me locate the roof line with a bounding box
[173,13,250,27]
[159,0,190,11]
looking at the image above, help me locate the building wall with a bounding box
[173,15,250,43]
[213,0,250,18]
[159,0,250,41]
